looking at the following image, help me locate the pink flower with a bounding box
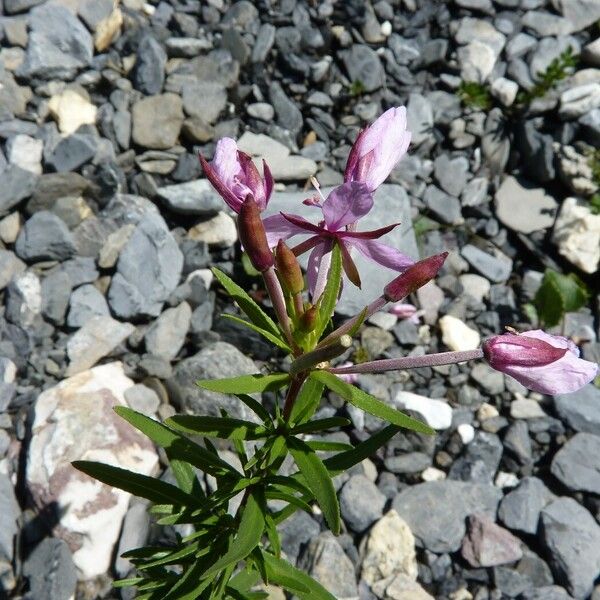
[262,181,414,297]
[344,106,411,192]
[200,138,274,213]
[482,330,598,395]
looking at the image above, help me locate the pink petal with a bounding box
[322,182,373,230]
[349,238,415,271]
[262,213,310,248]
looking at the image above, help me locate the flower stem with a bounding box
[328,348,485,374]
[262,267,298,354]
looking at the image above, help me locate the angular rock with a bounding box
[462,513,523,567]
[15,212,76,262]
[26,363,158,578]
[17,4,92,80]
[66,316,135,376]
[495,176,558,233]
[340,474,386,533]
[541,497,600,598]
[551,433,600,494]
[132,94,184,150]
[144,302,191,361]
[392,481,502,553]
[108,213,183,319]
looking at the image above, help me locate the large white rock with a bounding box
[552,197,600,274]
[26,363,159,579]
[48,88,98,135]
[439,315,481,351]
[393,391,453,430]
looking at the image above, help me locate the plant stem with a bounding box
[262,267,298,354]
[328,348,485,374]
[282,374,306,421]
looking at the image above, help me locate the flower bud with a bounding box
[275,240,304,294]
[238,198,274,272]
[383,252,448,302]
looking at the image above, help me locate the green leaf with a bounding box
[311,370,434,435]
[315,244,342,340]
[212,268,280,336]
[291,417,351,434]
[261,551,336,600]
[289,377,324,425]
[222,313,290,352]
[287,437,340,534]
[324,424,401,474]
[166,415,269,440]
[197,373,289,395]
[72,461,197,506]
[203,489,266,579]
[114,407,240,477]
[534,269,589,328]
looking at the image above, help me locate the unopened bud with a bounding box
[299,305,318,332]
[238,198,274,272]
[276,240,304,294]
[383,252,448,302]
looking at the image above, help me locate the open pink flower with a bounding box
[200,138,274,213]
[483,330,598,395]
[262,181,414,298]
[344,106,411,192]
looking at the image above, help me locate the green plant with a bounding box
[533,268,589,328]
[457,80,492,110]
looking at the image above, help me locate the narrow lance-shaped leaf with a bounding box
[311,370,434,435]
[212,267,280,336]
[197,372,289,395]
[287,436,340,535]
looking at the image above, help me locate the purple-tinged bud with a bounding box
[238,198,274,272]
[383,252,448,302]
[275,240,304,295]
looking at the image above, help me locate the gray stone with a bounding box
[554,384,600,435]
[423,185,463,225]
[0,474,19,562]
[41,270,72,325]
[144,302,191,361]
[156,179,223,216]
[269,81,303,135]
[66,316,135,376]
[165,342,259,420]
[131,94,184,150]
[262,184,418,316]
[15,212,76,262]
[0,250,26,291]
[392,481,502,553]
[182,81,227,124]
[23,538,77,600]
[108,213,183,320]
[67,284,109,329]
[17,4,92,80]
[461,513,522,567]
[499,477,555,534]
[461,244,512,283]
[339,474,386,533]
[551,433,600,494]
[133,35,166,95]
[0,165,38,216]
[541,497,600,599]
[46,133,97,173]
[299,532,358,599]
[341,44,386,93]
[407,93,434,146]
[433,154,470,197]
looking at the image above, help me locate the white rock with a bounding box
[6,134,43,175]
[510,397,547,419]
[48,88,98,135]
[394,391,453,430]
[459,274,490,303]
[458,423,475,444]
[422,467,447,482]
[360,510,418,586]
[559,83,600,119]
[458,40,497,83]
[188,211,237,247]
[66,316,135,376]
[552,197,600,273]
[26,363,159,579]
[491,77,518,106]
[439,315,481,351]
